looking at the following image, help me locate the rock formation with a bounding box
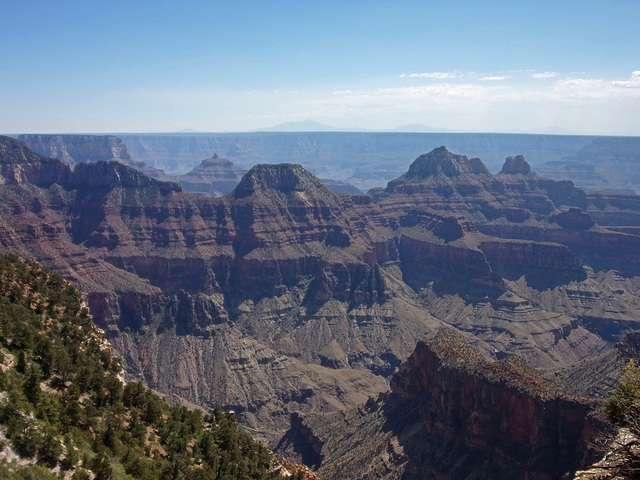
[174,154,247,196]
[277,329,611,480]
[0,136,71,186]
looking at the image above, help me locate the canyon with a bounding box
[2,134,640,476]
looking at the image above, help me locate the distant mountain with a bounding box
[254,120,358,132]
[254,120,454,133]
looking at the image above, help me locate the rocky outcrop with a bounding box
[233,163,335,199]
[280,329,611,480]
[175,154,246,196]
[0,136,71,186]
[390,146,490,181]
[500,154,531,174]
[390,330,606,477]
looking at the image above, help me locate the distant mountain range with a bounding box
[253,119,455,133]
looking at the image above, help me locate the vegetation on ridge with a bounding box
[0,252,294,480]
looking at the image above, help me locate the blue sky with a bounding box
[1,1,639,135]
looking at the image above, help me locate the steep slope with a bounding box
[277,329,612,480]
[0,252,296,480]
[1,135,639,443]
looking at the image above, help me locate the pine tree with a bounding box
[24,362,42,405]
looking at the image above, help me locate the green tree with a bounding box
[24,363,42,406]
[90,453,113,480]
[603,359,640,477]
[16,350,26,374]
[605,359,640,429]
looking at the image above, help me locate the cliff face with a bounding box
[390,330,605,477]
[0,136,71,186]
[18,134,135,166]
[279,330,611,480]
[17,133,172,182]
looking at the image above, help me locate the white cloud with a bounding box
[611,71,640,88]
[400,71,459,79]
[478,75,511,81]
[531,72,559,79]
[553,72,640,99]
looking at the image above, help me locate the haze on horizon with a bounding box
[1,1,639,136]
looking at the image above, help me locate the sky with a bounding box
[1,0,639,135]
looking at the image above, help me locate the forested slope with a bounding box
[0,252,297,480]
